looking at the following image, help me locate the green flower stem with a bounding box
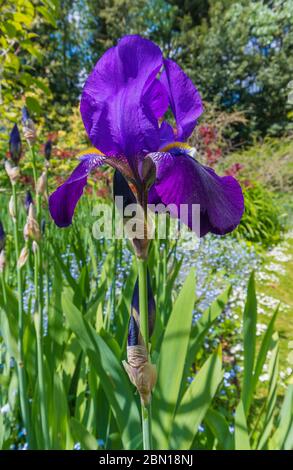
[12,183,33,448]
[1,271,7,306]
[137,257,153,450]
[33,244,50,449]
[30,145,38,191]
[111,203,117,322]
[29,143,50,448]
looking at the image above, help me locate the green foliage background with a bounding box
[1,0,293,137]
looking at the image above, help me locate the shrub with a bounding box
[234,182,285,247]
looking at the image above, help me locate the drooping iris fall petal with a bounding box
[148,149,244,237]
[49,152,105,227]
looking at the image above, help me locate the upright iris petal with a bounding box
[160,59,203,141]
[80,35,164,162]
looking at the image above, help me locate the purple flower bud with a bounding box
[44,140,52,161]
[0,220,5,252]
[9,124,22,165]
[24,191,34,213]
[22,106,37,143]
[21,106,30,125]
[128,315,139,346]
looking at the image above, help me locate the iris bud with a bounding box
[24,204,41,242]
[44,140,52,161]
[128,315,139,347]
[22,106,37,144]
[36,171,47,196]
[0,250,5,273]
[24,191,33,213]
[0,221,5,252]
[131,270,156,341]
[32,240,38,255]
[123,271,157,405]
[9,124,22,165]
[123,345,157,406]
[8,196,16,220]
[5,160,20,184]
[17,245,29,269]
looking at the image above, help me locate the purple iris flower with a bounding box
[49,35,244,236]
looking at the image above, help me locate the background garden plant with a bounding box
[0,0,292,452]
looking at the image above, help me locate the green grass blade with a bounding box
[234,400,251,450]
[70,417,98,450]
[272,384,293,450]
[241,272,257,415]
[252,306,279,393]
[205,408,234,450]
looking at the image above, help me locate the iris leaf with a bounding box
[241,271,257,415]
[170,347,222,450]
[152,269,195,449]
[62,287,141,449]
[234,400,251,450]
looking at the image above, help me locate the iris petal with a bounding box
[80,35,164,162]
[148,150,244,237]
[159,121,175,148]
[143,78,169,119]
[49,152,105,227]
[161,59,203,141]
